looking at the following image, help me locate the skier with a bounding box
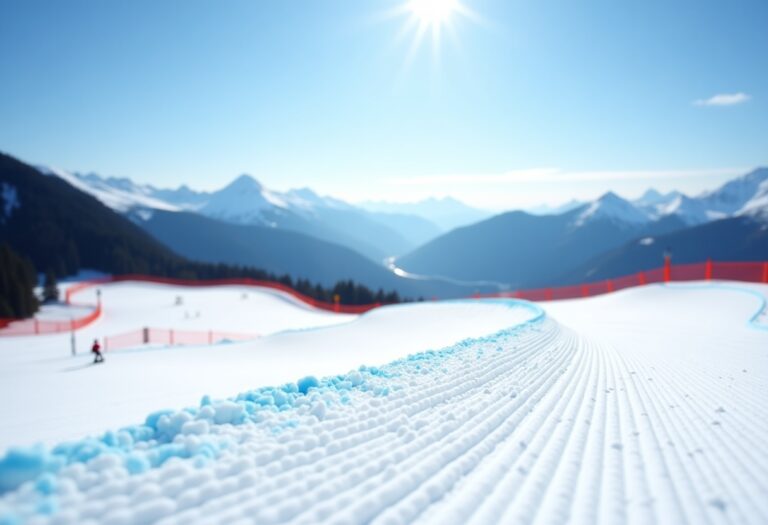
[91,339,104,364]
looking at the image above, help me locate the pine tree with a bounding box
[0,244,39,318]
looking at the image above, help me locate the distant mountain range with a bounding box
[40,168,443,262]
[0,153,475,299]
[396,168,768,288]
[359,197,491,231]
[133,208,437,292]
[9,151,768,295]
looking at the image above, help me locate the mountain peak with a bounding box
[575,191,649,227]
[289,187,320,200]
[641,188,662,200]
[226,174,263,192]
[597,191,625,203]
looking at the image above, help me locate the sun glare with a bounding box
[407,0,460,26]
[388,0,476,68]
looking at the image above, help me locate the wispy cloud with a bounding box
[388,168,747,186]
[693,92,751,107]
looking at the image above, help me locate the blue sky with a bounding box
[1,0,766,209]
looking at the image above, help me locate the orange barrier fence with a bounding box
[479,260,768,301]
[104,327,258,352]
[2,261,767,337]
[0,274,381,337]
[0,303,102,336]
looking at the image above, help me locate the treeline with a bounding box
[0,249,404,320]
[130,262,404,306]
[295,278,401,305]
[0,244,38,318]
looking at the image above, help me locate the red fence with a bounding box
[104,327,258,352]
[479,260,768,302]
[2,261,768,337]
[0,274,381,337]
[0,302,102,336]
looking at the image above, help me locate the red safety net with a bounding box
[487,260,768,302]
[104,328,258,352]
[712,262,768,283]
[2,261,767,336]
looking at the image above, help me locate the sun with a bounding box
[387,0,476,66]
[407,0,460,27]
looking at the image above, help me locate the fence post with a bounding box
[664,256,672,283]
[606,280,614,292]
[333,294,340,313]
[705,259,713,280]
[638,272,647,285]
[581,285,588,297]
[142,327,149,344]
[34,319,39,334]
[545,288,553,301]
[763,262,768,283]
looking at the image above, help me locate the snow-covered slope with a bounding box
[1,280,767,523]
[0,281,529,449]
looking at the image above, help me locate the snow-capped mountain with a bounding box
[199,174,292,225]
[632,188,683,209]
[737,173,768,221]
[631,190,712,226]
[594,168,768,227]
[650,193,713,225]
[39,166,181,212]
[573,192,650,227]
[700,168,768,216]
[41,167,440,261]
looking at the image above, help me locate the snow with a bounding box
[737,177,768,221]
[574,191,650,227]
[1,280,767,524]
[1,183,20,222]
[652,193,711,224]
[38,166,180,213]
[0,281,530,450]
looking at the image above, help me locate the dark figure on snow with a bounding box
[91,339,104,363]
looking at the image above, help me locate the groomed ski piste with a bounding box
[0,279,767,524]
